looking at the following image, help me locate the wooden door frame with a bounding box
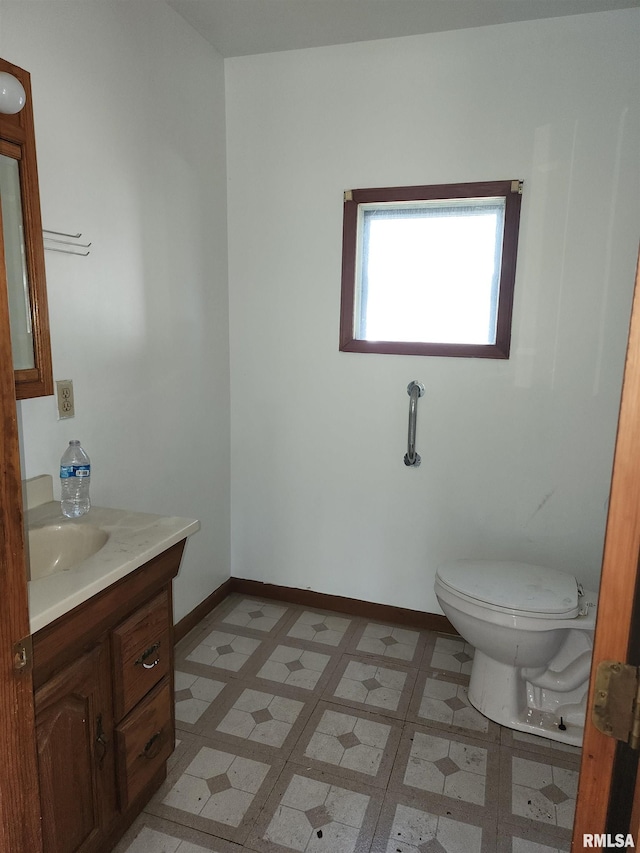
[0,181,43,848]
[573,249,640,848]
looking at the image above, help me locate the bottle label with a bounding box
[60,465,90,479]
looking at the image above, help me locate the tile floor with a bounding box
[112,594,580,853]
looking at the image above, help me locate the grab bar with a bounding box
[404,381,425,467]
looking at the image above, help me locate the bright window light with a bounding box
[340,181,523,359]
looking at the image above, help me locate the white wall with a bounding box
[0,1,231,623]
[226,10,640,613]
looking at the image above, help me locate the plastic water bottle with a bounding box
[60,440,91,518]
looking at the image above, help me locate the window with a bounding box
[339,180,523,358]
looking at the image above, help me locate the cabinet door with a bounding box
[35,643,115,853]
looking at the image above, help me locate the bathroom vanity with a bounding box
[26,477,199,853]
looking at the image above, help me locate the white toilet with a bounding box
[434,559,598,746]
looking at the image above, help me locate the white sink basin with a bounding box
[28,523,109,580]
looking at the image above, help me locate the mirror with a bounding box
[0,57,52,399]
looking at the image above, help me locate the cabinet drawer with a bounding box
[112,591,170,720]
[115,677,173,810]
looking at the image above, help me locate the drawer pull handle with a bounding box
[95,713,108,768]
[135,642,161,669]
[141,730,163,759]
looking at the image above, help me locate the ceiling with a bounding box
[166,0,640,58]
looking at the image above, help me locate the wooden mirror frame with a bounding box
[0,57,52,400]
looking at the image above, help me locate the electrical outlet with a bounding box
[56,379,75,419]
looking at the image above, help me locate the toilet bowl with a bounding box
[434,559,597,746]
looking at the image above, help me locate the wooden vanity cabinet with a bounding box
[32,541,185,853]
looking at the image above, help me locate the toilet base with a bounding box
[468,650,585,747]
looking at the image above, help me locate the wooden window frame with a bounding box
[339,179,523,359]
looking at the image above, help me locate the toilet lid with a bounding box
[436,560,579,616]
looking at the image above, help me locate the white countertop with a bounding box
[28,500,199,634]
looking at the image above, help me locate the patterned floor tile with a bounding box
[510,841,570,853]
[405,732,486,804]
[175,670,229,729]
[406,671,501,742]
[498,746,578,843]
[496,825,572,853]
[193,680,314,758]
[215,689,305,748]
[372,794,496,853]
[290,701,402,788]
[500,728,582,761]
[245,765,383,853]
[163,749,267,820]
[322,654,417,720]
[253,643,335,692]
[349,622,427,665]
[422,633,474,678]
[390,724,500,819]
[112,813,243,852]
[175,620,217,662]
[510,756,577,829]
[168,730,202,773]
[216,597,291,634]
[178,628,263,677]
[287,610,354,647]
[145,737,284,845]
[111,597,584,853]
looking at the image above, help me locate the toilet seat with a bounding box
[436,560,580,619]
